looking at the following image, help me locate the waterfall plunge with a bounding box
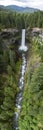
[13,29,27,130]
[19,29,28,52]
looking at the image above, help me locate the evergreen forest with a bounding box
[0,8,43,130]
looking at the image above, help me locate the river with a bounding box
[13,29,28,130]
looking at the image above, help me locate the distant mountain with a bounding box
[0,5,39,13]
[0,5,5,9]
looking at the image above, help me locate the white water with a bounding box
[13,29,27,130]
[13,53,27,130]
[19,29,28,52]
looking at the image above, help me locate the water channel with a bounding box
[13,29,28,130]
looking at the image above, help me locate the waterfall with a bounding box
[21,29,25,47]
[19,29,28,52]
[13,29,27,130]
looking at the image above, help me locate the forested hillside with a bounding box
[0,29,21,129]
[19,37,43,130]
[0,8,43,130]
[0,9,43,30]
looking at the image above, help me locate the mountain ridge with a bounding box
[0,5,39,12]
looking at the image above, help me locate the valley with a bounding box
[0,8,43,130]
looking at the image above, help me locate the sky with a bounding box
[0,0,43,10]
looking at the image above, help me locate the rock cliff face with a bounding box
[0,29,21,74]
[0,28,21,56]
[0,29,18,37]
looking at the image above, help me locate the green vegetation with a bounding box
[0,8,43,130]
[19,37,43,130]
[0,37,21,130]
[0,10,43,30]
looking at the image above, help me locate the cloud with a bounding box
[27,0,43,10]
[0,0,43,10]
[0,0,26,6]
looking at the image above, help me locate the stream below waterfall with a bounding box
[13,29,28,130]
[13,53,27,130]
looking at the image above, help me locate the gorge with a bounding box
[0,9,43,130]
[13,29,28,130]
